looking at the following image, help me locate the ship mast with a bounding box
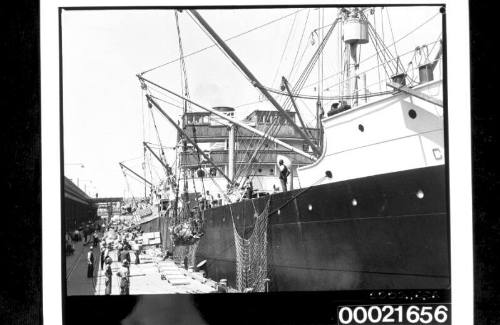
[175,10,190,129]
[228,124,236,182]
[146,94,234,185]
[143,141,172,176]
[281,77,311,137]
[340,8,370,108]
[119,162,153,187]
[317,8,324,128]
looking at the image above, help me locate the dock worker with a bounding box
[100,245,106,269]
[87,246,95,278]
[212,193,219,207]
[246,181,254,199]
[120,247,131,265]
[93,231,99,247]
[205,191,214,209]
[278,159,290,192]
[135,250,140,264]
[104,245,111,263]
[104,257,113,295]
[117,244,123,262]
[83,228,88,244]
[117,260,130,295]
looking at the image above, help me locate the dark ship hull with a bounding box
[195,165,449,291]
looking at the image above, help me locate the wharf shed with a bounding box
[64,177,98,232]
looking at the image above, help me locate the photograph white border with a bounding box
[41,0,472,323]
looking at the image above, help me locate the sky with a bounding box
[62,6,442,198]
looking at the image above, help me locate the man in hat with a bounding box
[87,246,95,278]
[116,260,130,295]
[278,159,290,192]
[245,180,254,199]
[92,231,99,247]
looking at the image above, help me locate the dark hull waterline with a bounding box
[195,165,449,291]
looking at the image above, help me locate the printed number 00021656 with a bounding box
[337,304,450,325]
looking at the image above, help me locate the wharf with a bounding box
[66,240,100,295]
[95,250,218,295]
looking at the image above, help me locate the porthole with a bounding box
[358,124,364,132]
[408,109,417,119]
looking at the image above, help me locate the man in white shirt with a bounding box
[205,191,214,209]
[278,160,290,192]
[87,246,94,278]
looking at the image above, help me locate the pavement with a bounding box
[95,253,218,295]
[66,238,101,296]
[67,232,218,295]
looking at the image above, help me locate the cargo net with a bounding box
[173,240,199,267]
[232,200,270,293]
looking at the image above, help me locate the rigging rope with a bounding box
[175,11,192,116]
[385,8,400,66]
[141,90,149,198]
[121,169,135,201]
[232,172,328,292]
[287,9,311,81]
[187,11,255,86]
[147,104,168,167]
[148,85,184,107]
[232,14,341,178]
[270,9,299,88]
[319,39,441,97]
[366,21,393,79]
[373,11,382,92]
[140,9,306,75]
[234,112,284,183]
[302,10,440,90]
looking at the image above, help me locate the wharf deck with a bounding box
[95,251,217,295]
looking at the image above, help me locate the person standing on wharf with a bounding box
[87,246,94,278]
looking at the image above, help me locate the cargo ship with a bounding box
[123,7,448,292]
